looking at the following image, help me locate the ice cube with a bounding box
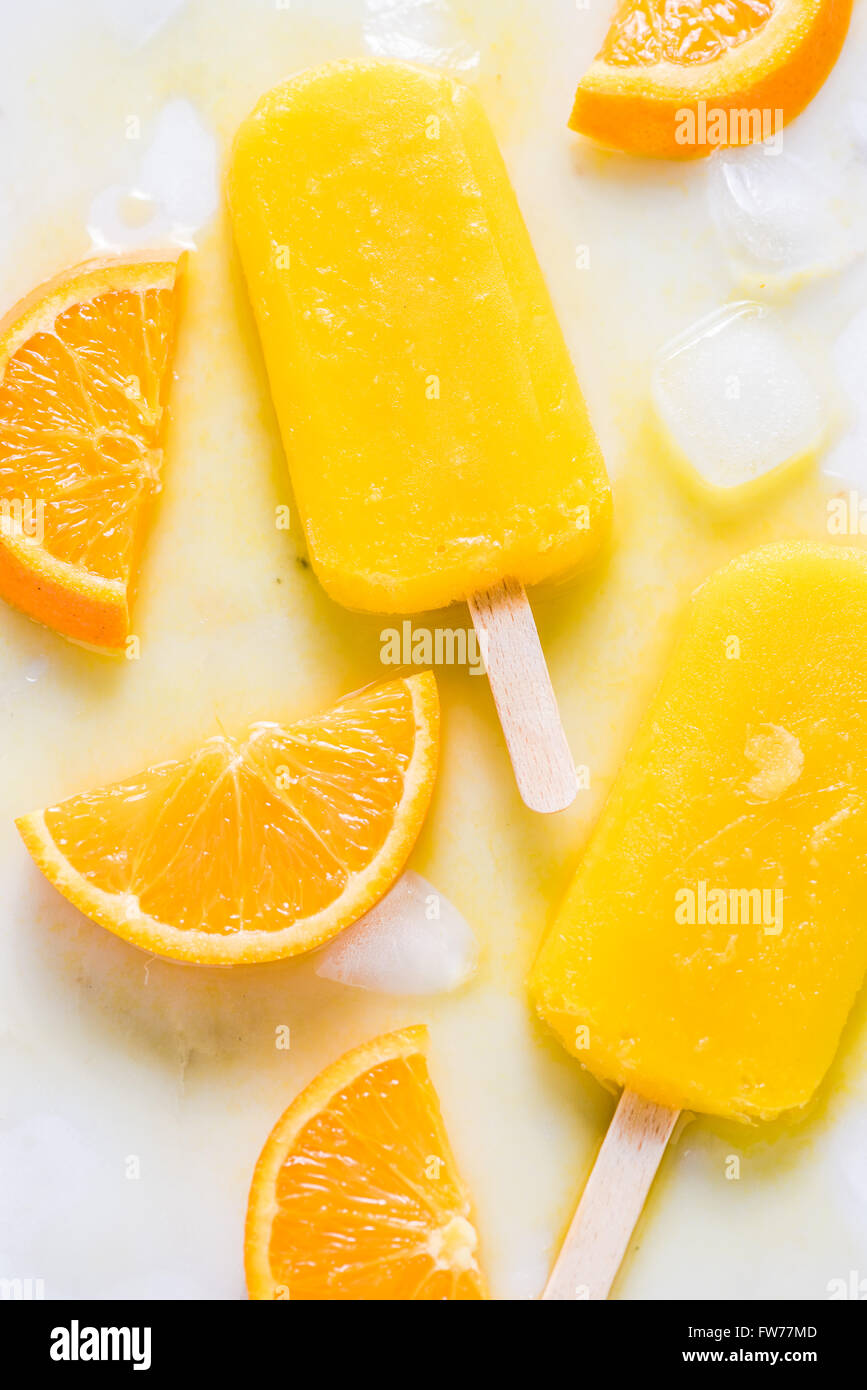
[652,302,826,494]
[315,871,478,995]
[363,0,480,72]
[709,146,859,289]
[88,99,217,251]
[136,99,218,238]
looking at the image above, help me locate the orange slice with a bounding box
[0,251,184,649]
[16,673,438,964]
[570,0,853,159]
[245,1026,486,1300]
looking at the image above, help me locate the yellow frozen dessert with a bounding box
[228,60,610,613]
[531,541,867,1121]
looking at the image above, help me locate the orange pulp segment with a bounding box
[0,252,184,648]
[571,0,853,159]
[16,673,439,963]
[245,1027,487,1300]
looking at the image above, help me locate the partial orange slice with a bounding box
[16,673,438,964]
[570,0,853,159]
[245,1026,486,1300]
[0,251,184,648]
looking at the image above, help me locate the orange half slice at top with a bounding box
[570,0,853,159]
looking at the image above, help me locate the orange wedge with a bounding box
[570,0,853,159]
[16,673,438,964]
[245,1026,486,1300]
[0,251,184,649]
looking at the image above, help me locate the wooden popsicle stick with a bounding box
[468,578,578,814]
[543,1089,679,1300]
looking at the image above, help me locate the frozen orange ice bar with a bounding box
[228,60,609,613]
[531,541,867,1121]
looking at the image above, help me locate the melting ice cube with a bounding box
[363,0,480,72]
[315,871,478,995]
[709,147,859,288]
[136,98,219,236]
[88,98,217,251]
[652,302,826,494]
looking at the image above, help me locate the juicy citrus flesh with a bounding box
[0,287,174,580]
[0,255,182,646]
[245,1028,486,1300]
[601,0,775,66]
[572,0,853,158]
[16,673,439,964]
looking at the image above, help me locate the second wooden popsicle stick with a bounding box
[468,578,578,815]
[542,1089,679,1300]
